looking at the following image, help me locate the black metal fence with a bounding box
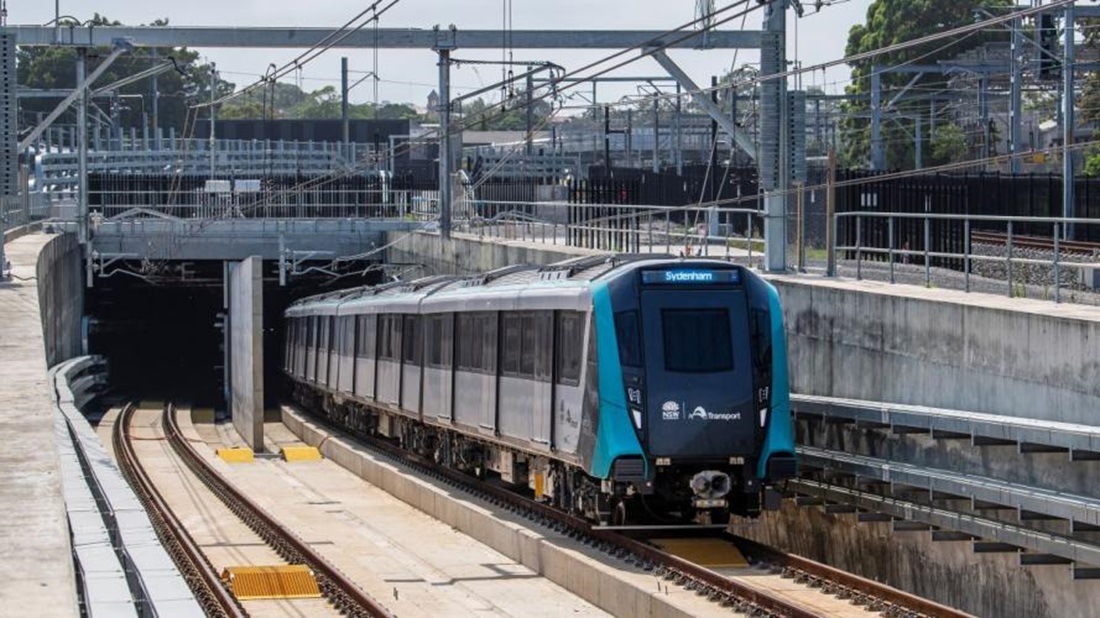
[835,171,1100,268]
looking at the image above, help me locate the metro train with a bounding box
[283,254,796,525]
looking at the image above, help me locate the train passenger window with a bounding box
[319,317,330,352]
[614,311,643,367]
[402,315,422,364]
[337,316,352,355]
[456,312,497,374]
[425,314,453,368]
[520,314,538,377]
[378,315,401,361]
[555,312,583,386]
[502,313,523,376]
[661,309,733,373]
[533,312,553,382]
[306,317,316,348]
[357,315,376,358]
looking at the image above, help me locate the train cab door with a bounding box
[637,283,756,459]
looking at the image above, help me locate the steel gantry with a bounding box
[9,16,796,259]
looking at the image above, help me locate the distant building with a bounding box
[425,90,440,122]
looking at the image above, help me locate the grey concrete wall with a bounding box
[228,257,264,450]
[35,233,83,368]
[735,502,1100,618]
[386,230,594,276]
[769,276,1100,426]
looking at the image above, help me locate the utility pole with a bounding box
[826,147,836,277]
[1063,3,1076,238]
[434,25,457,239]
[652,92,659,173]
[1010,15,1022,174]
[151,47,160,150]
[77,48,88,247]
[525,67,533,156]
[604,106,612,174]
[870,67,883,170]
[341,56,350,155]
[674,83,683,175]
[762,0,788,272]
[209,62,216,178]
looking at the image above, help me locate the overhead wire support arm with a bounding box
[90,60,176,97]
[18,39,132,152]
[448,61,563,105]
[648,48,757,161]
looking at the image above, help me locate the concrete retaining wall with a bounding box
[386,230,594,276]
[735,502,1100,618]
[769,276,1100,425]
[35,233,84,368]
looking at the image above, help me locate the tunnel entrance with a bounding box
[85,260,383,407]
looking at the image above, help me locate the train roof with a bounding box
[287,254,742,317]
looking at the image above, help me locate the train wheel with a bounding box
[612,499,630,527]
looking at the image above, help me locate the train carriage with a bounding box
[284,255,796,525]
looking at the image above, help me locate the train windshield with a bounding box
[661,308,733,373]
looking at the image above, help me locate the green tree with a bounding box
[17,15,232,136]
[928,122,968,166]
[841,0,1011,169]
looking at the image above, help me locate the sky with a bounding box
[11,0,869,109]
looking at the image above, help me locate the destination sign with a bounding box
[641,269,740,285]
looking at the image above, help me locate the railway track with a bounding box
[114,402,392,618]
[296,404,969,618]
[971,230,1100,255]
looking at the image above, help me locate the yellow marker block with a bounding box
[534,472,545,499]
[281,446,323,462]
[216,447,254,463]
[220,565,321,600]
[650,538,748,568]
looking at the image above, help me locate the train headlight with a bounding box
[630,407,643,429]
[690,470,732,499]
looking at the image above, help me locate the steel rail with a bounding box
[295,402,962,618]
[161,403,393,618]
[733,536,971,618]
[113,403,247,618]
[971,231,1100,254]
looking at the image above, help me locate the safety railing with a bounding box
[89,187,438,222]
[453,199,767,259]
[833,211,1100,303]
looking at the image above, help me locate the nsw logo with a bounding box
[661,401,681,421]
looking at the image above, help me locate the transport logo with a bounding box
[689,405,742,422]
[661,401,681,421]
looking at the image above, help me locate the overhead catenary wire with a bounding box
[192,0,404,110]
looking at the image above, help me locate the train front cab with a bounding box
[598,261,796,523]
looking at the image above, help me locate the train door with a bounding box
[638,286,755,458]
[400,315,422,414]
[305,316,317,383]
